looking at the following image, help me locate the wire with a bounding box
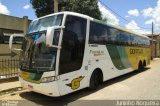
[99,0,151,31]
[99,0,129,23]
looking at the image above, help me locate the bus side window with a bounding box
[89,21,108,44]
[131,34,137,46]
[119,31,130,45]
[108,27,118,44]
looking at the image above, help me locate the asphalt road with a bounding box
[1,59,160,106]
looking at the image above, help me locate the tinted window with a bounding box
[108,27,119,44]
[59,15,87,75]
[89,22,108,44]
[116,31,131,45]
[0,30,4,44]
[89,21,149,47]
[13,36,23,44]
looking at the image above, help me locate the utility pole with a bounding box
[151,22,154,59]
[54,0,58,13]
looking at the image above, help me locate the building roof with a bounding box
[145,34,160,37]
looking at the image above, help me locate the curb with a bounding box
[0,87,24,96]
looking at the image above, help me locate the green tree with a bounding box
[30,0,54,17]
[62,0,102,20]
[30,0,102,20]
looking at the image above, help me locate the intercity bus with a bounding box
[9,12,150,97]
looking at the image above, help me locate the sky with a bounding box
[0,0,160,34]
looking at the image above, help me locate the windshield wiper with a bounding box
[20,66,43,73]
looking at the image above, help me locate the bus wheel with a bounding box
[138,61,144,71]
[89,69,103,90]
[143,60,146,67]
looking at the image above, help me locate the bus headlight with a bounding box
[41,76,56,83]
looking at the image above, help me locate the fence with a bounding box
[0,59,19,79]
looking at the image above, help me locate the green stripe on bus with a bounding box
[107,45,126,70]
[116,46,131,68]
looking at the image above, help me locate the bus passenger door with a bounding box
[57,15,87,96]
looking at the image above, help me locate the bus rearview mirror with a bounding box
[9,34,24,51]
[46,27,55,47]
[46,26,65,49]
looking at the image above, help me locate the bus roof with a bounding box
[32,11,149,39]
[32,11,93,22]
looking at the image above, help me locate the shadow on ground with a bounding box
[19,68,150,106]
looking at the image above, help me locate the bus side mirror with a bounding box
[46,27,55,47]
[46,26,65,49]
[9,34,24,51]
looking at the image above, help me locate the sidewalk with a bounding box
[152,58,160,61]
[0,77,23,96]
[0,80,21,92]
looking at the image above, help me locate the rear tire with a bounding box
[143,60,146,67]
[138,61,144,71]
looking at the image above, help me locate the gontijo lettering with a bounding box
[130,49,143,54]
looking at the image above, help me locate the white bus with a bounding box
[9,12,150,97]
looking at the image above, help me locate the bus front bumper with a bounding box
[19,77,60,97]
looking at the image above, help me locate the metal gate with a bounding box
[0,59,19,79]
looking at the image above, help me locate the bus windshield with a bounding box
[19,14,63,73]
[28,14,63,33]
[20,33,57,73]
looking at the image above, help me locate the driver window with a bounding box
[59,15,87,75]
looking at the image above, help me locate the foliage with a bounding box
[30,0,102,20]
[62,0,102,20]
[30,0,54,17]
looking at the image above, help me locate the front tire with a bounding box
[89,71,100,90]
